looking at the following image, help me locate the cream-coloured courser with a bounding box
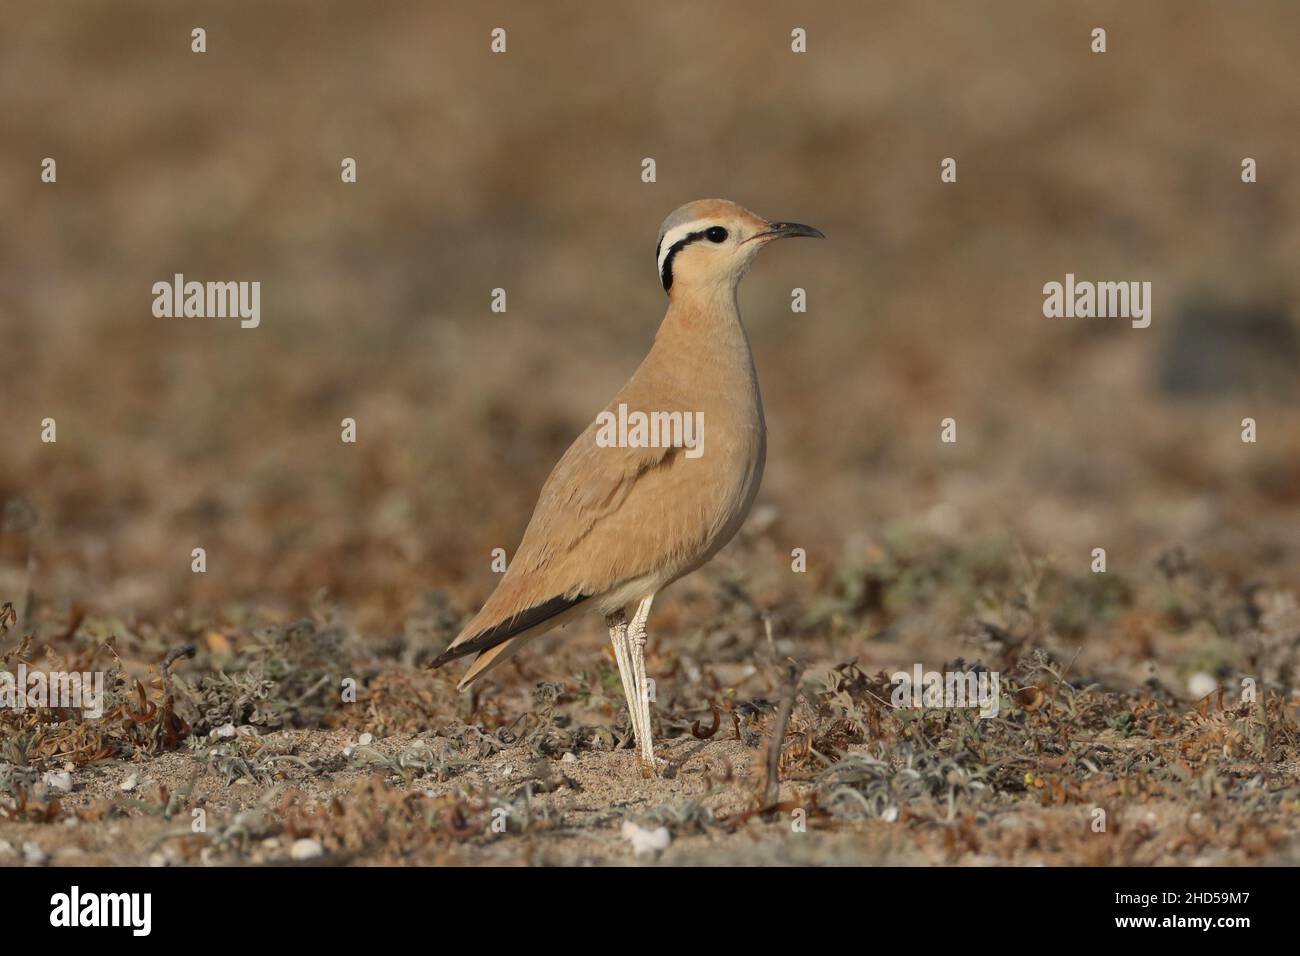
[432,199,823,772]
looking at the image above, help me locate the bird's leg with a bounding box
[606,610,641,749]
[627,594,657,772]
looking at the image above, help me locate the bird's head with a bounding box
[655,198,824,298]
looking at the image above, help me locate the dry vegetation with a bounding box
[1,1,1299,865]
[2,541,1298,866]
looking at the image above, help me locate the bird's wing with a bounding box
[433,392,724,682]
[509,412,685,579]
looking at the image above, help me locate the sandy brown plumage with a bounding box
[431,200,821,699]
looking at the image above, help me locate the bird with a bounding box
[431,199,824,774]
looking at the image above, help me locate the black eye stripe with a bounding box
[659,225,730,291]
[659,230,706,291]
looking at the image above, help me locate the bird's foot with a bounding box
[637,751,668,778]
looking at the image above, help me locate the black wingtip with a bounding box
[428,593,589,669]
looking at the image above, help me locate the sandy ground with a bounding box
[3,597,1298,867]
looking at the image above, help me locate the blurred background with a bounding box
[1,0,1298,688]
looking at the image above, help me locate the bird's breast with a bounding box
[622,301,769,580]
[670,381,766,572]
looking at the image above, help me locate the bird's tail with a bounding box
[431,588,589,690]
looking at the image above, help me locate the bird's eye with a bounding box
[705,226,728,243]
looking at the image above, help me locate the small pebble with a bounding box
[561,752,577,764]
[214,723,236,739]
[43,771,73,794]
[120,773,139,792]
[23,842,48,866]
[621,821,671,858]
[1188,672,1217,698]
[290,838,325,861]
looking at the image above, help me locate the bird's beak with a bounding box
[753,221,826,242]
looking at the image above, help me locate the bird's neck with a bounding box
[661,282,742,338]
[650,285,762,404]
